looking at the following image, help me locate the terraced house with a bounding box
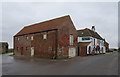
[77,26,106,56]
[14,15,77,59]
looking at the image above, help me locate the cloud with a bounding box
[2,2,118,48]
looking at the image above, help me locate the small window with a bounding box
[26,36,29,40]
[17,38,19,40]
[82,32,84,34]
[43,34,47,39]
[31,36,33,40]
[26,47,28,50]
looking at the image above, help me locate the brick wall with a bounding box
[14,30,57,58]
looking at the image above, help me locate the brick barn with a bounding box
[14,15,77,59]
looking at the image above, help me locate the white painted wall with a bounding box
[78,36,106,54]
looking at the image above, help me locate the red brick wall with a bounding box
[14,34,32,56]
[32,30,57,58]
[57,17,78,58]
[14,30,57,58]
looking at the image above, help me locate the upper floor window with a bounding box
[43,33,47,39]
[31,36,33,40]
[17,37,19,40]
[26,36,29,40]
[69,34,74,45]
[81,32,84,34]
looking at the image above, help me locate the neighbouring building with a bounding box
[0,42,9,54]
[14,15,77,59]
[77,26,106,56]
[104,40,109,51]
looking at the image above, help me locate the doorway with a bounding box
[80,46,87,56]
[20,47,24,55]
[31,47,34,56]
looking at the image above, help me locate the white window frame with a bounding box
[43,33,47,39]
[69,34,74,45]
[17,37,19,40]
[26,36,29,40]
[31,36,33,40]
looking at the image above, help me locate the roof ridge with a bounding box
[24,15,70,28]
[15,15,72,36]
[95,32,103,40]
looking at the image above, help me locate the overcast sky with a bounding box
[1,2,118,48]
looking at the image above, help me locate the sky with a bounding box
[1,2,118,48]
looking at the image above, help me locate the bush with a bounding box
[2,49,14,54]
[7,49,14,52]
[118,48,120,52]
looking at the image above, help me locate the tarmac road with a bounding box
[2,51,118,75]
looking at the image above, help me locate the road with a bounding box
[2,51,118,75]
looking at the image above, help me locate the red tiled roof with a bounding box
[15,15,71,36]
[77,28,103,40]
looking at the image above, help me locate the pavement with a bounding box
[2,51,118,75]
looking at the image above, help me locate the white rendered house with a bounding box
[77,26,106,56]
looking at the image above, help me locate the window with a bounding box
[69,34,74,45]
[17,37,19,40]
[43,34,47,39]
[81,32,84,34]
[26,36,29,40]
[31,36,33,40]
[26,47,28,50]
[97,39,100,45]
[82,37,90,40]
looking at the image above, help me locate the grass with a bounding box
[2,51,13,54]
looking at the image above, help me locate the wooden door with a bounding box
[69,47,76,58]
[21,47,24,55]
[80,46,87,56]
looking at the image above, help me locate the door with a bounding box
[31,47,34,56]
[20,47,24,55]
[80,46,87,56]
[69,47,76,58]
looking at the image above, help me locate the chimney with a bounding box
[91,26,95,32]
